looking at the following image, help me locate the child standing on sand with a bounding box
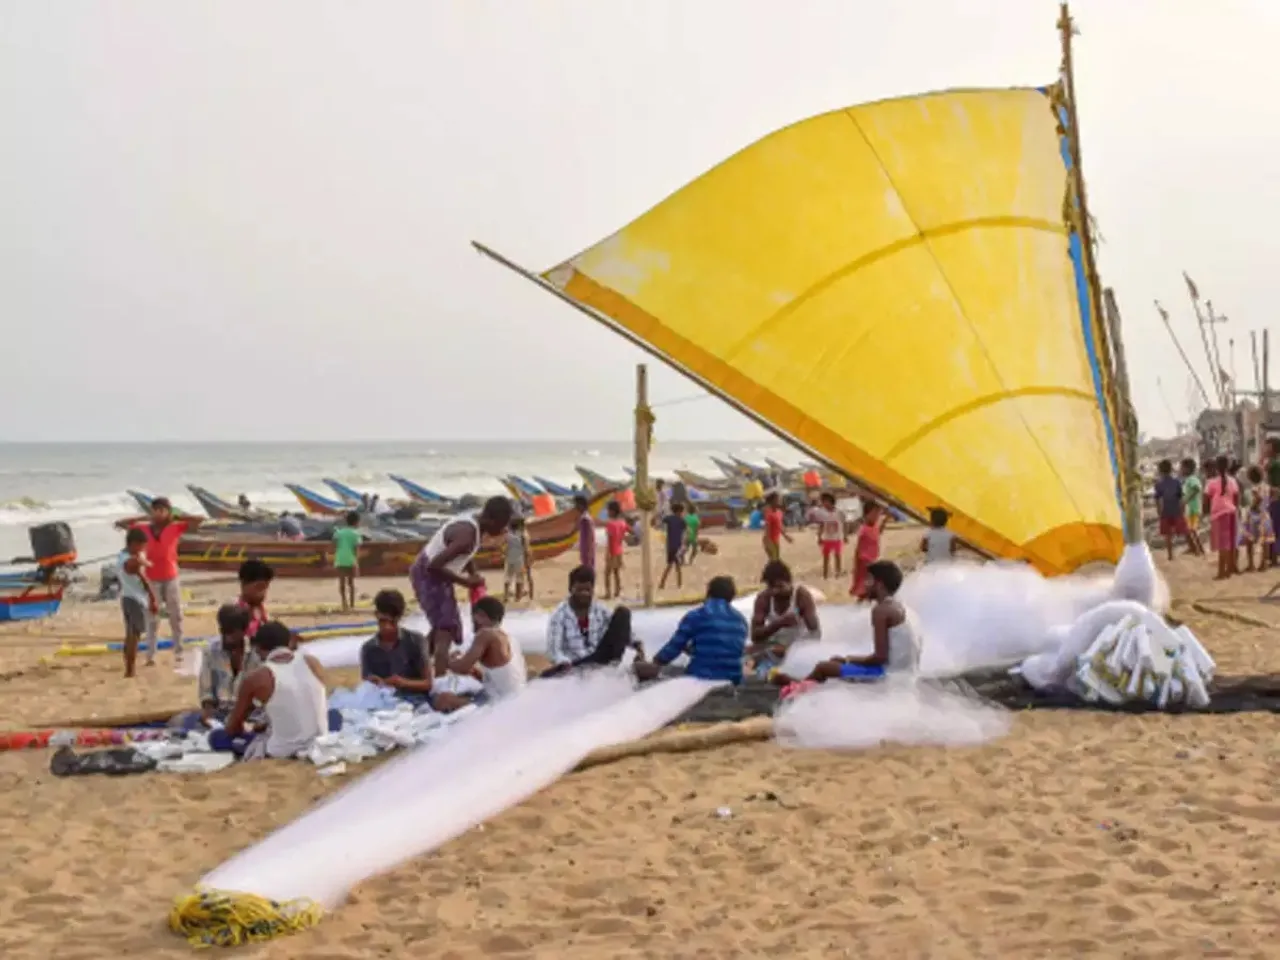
[850,500,886,600]
[117,528,157,677]
[503,516,533,603]
[1242,465,1274,572]
[1153,460,1186,563]
[1205,454,1239,580]
[659,501,687,591]
[1180,459,1205,557]
[920,507,957,564]
[810,491,847,579]
[332,511,361,611]
[762,492,791,562]
[683,504,701,564]
[603,500,628,600]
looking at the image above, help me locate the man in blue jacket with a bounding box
[635,576,748,684]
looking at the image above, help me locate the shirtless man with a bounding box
[409,496,514,675]
[448,595,527,703]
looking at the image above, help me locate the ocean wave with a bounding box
[0,496,49,511]
[0,492,138,528]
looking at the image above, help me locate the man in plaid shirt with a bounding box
[543,565,632,673]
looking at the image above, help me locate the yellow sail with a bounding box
[538,86,1123,574]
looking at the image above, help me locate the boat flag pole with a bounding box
[1058,3,1143,546]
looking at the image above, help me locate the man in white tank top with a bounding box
[218,620,332,759]
[447,595,527,704]
[749,560,821,679]
[409,497,514,676]
[806,560,921,682]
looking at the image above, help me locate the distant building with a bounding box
[1196,403,1263,464]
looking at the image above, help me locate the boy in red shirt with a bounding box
[762,492,791,562]
[603,500,628,599]
[130,496,202,664]
[850,500,886,600]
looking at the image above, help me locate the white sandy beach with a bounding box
[1,527,1278,958]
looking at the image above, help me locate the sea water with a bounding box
[0,439,796,567]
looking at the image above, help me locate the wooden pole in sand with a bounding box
[634,364,655,607]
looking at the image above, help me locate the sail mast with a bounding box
[1057,3,1142,544]
[1154,300,1212,409]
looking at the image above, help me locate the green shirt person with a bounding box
[332,511,363,611]
[333,523,361,568]
[683,508,702,562]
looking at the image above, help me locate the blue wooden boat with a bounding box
[0,523,77,623]
[0,574,63,622]
[533,476,576,498]
[507,475,543,498]
[387,474,451,505]
[323,478,367,507]
[285,483,346,517]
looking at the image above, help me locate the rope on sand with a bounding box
[1190,602,1271,629]
[169,889,322,948]
[574,716,774,772]
[50,621,375,658]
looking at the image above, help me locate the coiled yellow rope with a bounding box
[169,888,322,948]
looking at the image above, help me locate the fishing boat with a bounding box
[673,468,735,493]
[323,479,366,507]
[501,473,542,504]
[285,483,346,517]
[473,1,1139,576]
[533,476,576,498]
[0,575,64,623]
[711,456,757,481]
[125,490,197,519]
[176,488,621,577]
[127,489,155,514]
[186,485,257,521]
[387,474,454,507]
[729,455,771,478]
[574,465,627,494]
[0,523,77,623]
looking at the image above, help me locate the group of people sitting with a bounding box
[188,489,923,761]
[192,556,529,761]
[540,556,920,690]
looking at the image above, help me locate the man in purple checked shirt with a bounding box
[573,494,596,573]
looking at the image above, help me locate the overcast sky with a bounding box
[2,0,1277,443]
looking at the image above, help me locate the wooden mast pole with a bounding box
[1102,289,1144,544]
[634,364,655,607]
[1154,301,1213,409]
[1058,3,1142,545]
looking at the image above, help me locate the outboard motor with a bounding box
[30,522,76,568]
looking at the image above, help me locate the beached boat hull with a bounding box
[177,489,619,577]
[0,584,63,622]
[186,484,258,521]
[674,469,736,493]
